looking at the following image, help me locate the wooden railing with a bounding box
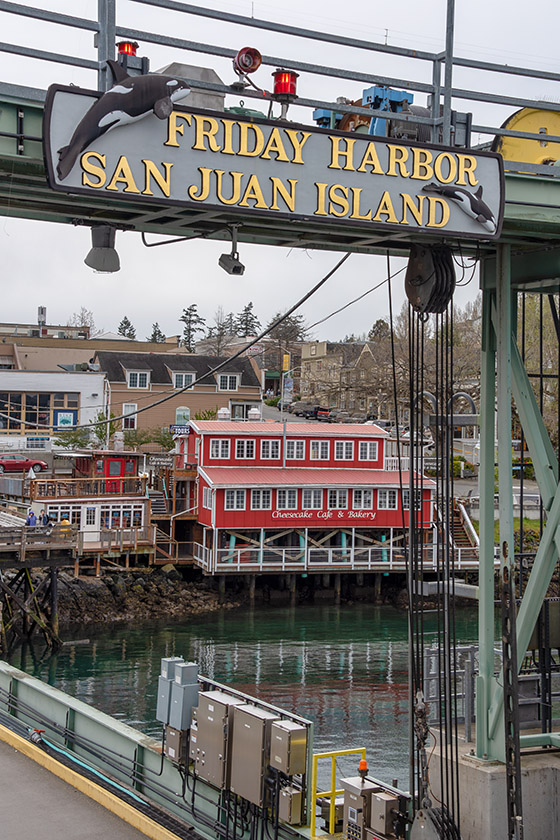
[0,524,79,553]
[31,477,147,500]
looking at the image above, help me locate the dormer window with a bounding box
[127,371,150,389]
[174,372,194,389]
[218,374,239,391]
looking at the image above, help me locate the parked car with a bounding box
[276,400,294,411]
[0,454,48,473]
[316,407,333,422]
[329,409,350,424]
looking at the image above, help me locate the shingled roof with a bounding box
[94,351,261,388]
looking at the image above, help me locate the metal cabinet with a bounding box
[230,704,280,806]
[190,690,244,788]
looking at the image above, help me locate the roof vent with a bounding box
[248,407,261,421]
[217,407,231,421]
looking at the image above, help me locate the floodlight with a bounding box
[233,47,262,76]
[84,225,120,273]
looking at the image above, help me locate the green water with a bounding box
[8,604,478,787]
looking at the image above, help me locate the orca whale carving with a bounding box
[56,60,191,181]
[421,182,497,235]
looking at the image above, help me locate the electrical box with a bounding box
[189,711,198,761]
[321,797,344,832]
[191,690,245,789]
[174,661,198,685]
[161,656,184,680]
[230,704,280,806]
[156,675,173,724]
[342,777,380,840]
[368,791,399,837]
[169,680,199,730]
[165,724,188,764]
[278,786,303,825]
[270,720,307,775]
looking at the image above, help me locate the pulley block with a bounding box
[405,245,456,314]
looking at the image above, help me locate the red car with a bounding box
[0,454,48,473]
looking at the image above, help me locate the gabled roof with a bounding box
[94,351,261,387]
[189,421,388,436]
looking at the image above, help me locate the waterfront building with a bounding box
[174,420,435,575]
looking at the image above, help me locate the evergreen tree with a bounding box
[118,315,136,339]
[235,302,261,336]
[148,322,166,343]
[368,318,390,341]
[224,312,236,335]
[179,304,206,351]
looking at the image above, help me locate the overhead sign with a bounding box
[43,73,504,240]
[148,454,174,467]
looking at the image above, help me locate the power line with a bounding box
[0,252,351,433]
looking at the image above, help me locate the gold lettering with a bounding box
[193,116,221,152]
[284,129,311,164]
[356,142,384,174]
[328,184,350,217]
[328,136,356,170]
[270,177,297,211]
[372,191,399,223]
[106,155,140,193]
[238,123,265,157]
[350,187,372,221]
[315,182,328,216]
[165,112,192,147]
[81,151,106,188]
[239,174,269,208]
[401,193,425,225]
[457,154,478,186]
[426,196,450,228]
[261,128,290,162]
[434,152,457,184]
[387,145,410,178]
[411,148,433,181]
[221,120,236,155]
[215,170,243,205]
[142,160,172,197]
[188,167,212,201]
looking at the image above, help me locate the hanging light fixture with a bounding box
[84,225,120,273]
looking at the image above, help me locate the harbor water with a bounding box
[8,603,478,788]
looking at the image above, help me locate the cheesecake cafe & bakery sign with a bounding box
[44,69,504,240]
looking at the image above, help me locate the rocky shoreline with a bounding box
[56,566,240,627]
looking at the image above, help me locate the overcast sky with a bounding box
[0,0,557,341]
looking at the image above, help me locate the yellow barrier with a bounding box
[310,747,366,837]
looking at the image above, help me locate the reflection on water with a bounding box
[8,604,477,786]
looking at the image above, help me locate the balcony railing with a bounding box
[195,542,485,574]
[31,477,147,500]
[384,457,411,471]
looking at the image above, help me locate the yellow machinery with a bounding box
[492,107,560,165]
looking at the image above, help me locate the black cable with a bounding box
[0,252,351,433]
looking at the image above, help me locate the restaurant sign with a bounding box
[43,69,504,240]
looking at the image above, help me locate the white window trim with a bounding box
[218,374,239,391]
[210,438,231,459]
[127,370,150,389]
[310,440,330,460]
[174,372,194,389]
[358,440,378,461]
[261,439,281,460]
[122,403,137,430]
[286,439,306,460]
[236,439,256,459]
[302,488,323,510]
[378,489,398,510]
[328,489,348,510]
[402,488,422,510]
[334,440,354,461]
[251,489,272,510]
[224,489,246,510]
[353,488,373,510]
[277,488,298,510]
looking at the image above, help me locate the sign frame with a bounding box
[43,83,505,242]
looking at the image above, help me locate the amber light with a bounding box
[117,40,139,57]
[272,69,299,100]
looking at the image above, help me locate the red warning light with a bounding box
[117,41,139,57]
[272,69,299,101]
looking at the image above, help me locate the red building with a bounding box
[174,421,435,575]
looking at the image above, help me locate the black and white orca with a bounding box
[57,60,191,180]
[421,182,497,234]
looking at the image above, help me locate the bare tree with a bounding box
[67,306,96,332]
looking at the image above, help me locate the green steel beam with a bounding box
[476,281,498,760]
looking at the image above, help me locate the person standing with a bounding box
[25,509,37,526]
[39,509,50,526]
